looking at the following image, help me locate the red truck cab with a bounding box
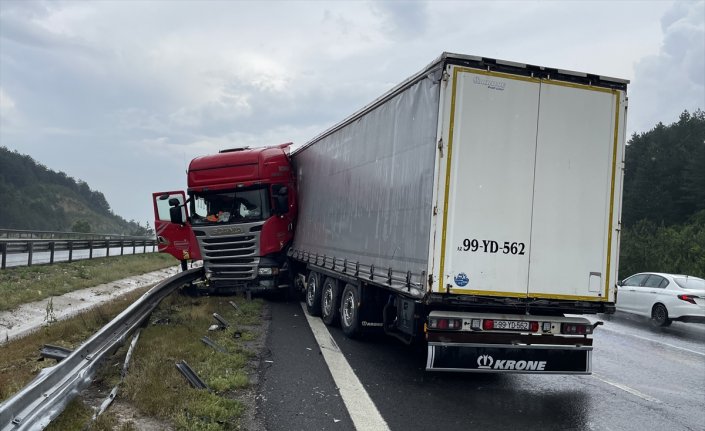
[152,143,297,293]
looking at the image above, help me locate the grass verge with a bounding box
[0,287,150,402]
[121,293,263,430]
[0,253,176,311]
[0,287,264,430]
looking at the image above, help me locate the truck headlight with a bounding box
[258,267,279,276]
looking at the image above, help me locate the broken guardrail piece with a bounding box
[200,336,226,353]
[212,313,229,329]
[92,329,142,421]
[39,345,73,362]
[175,360,209,390]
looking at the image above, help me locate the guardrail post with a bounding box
[49,241,55,264]
[106,240,110,257]
[152,241,155,252]
[143,240,147,253]
[89,240,94,259]
[68,241,74,263]
[132,240,136,254]
[27,242,34,267]
[120,239,125,256]
[1,242,6,269]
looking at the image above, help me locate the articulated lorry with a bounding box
[155,52,628,373]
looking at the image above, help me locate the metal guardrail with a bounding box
[0,267,203,431]
[0,229,152,241]
[0,238,157,269]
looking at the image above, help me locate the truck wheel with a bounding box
[340,283,362,338]
[321,277,341,326]
[651,304,672,327]
[305,271,322,316]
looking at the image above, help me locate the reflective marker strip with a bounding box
[301,303,391,431]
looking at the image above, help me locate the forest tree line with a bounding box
[0,147,151,236]
[619,110,705,278]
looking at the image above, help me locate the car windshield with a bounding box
[190,187,271,225]
[673,277,705,290]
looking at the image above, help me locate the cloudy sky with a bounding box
[1,0,703,227]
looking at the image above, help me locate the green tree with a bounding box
[72,220,92,233]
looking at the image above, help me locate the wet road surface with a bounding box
[261,301,705,430]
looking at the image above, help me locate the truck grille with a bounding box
[193,223,262,282]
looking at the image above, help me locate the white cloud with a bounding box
[629,0,705,135]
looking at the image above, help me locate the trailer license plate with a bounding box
[493,320,530,330]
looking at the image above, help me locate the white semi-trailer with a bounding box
[289,52,628,373]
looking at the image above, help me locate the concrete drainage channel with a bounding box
[0,267,203,431]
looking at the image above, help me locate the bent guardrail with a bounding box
[0,267,203,431]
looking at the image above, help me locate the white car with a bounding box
[616,272,705,326]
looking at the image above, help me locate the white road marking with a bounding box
[300,303,390,431]
[592,373,661,403]
[600,326,705,357]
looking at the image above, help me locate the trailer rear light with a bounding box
[428,317,462,330]
[677,294,698,304]
[561,323,593,335]
[482,319,494,330]
[530,321,539,332]
[470,319,482,330]
[542,322,552,332]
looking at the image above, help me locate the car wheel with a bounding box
[321,277,341,326]
[340,283,362,338]
[651,303,672,327]
[305,271,322,316]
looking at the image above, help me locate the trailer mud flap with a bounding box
[426,343,592,374]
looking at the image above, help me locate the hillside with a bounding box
[0,147,151,235]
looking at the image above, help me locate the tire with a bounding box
[651,303,672,327]
[340,283,362,338]
[305,271,322,316]
[321,277,341,326]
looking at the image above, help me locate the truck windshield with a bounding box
[190,187,271,225]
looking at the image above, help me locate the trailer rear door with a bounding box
[435,69,540,298]
[433,66,624,302]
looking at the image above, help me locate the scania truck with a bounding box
[289,52,628,373]
[152,143,297,293]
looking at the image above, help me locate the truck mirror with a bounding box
[169,206,184,224]
[168,198,180,207]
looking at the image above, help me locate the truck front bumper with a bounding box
[426,343,592,374]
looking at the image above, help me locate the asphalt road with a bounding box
[260,301,705,431]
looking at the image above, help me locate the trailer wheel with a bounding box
[321,277,341,326]
[305,271,322,316]
[340,283,362,338]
